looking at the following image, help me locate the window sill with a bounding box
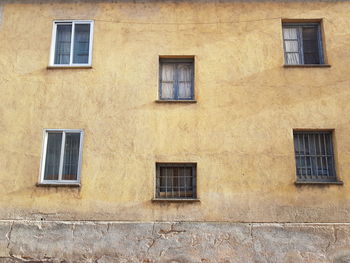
[295,181,343,185]
[47,66,92,70]
[284,64,331,68]
[152,198,200,203]
[155,100,197,103]
[36,183,81,187]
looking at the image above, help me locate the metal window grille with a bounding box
[156,163,197,199]
[159,58,194,100]
[282,23,324,65]
[293,131,337,182]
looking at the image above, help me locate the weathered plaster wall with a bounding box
[1,1,350,222]
[1,221,350,262]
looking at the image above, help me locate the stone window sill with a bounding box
[155,100,197,103]
[36,183,81,187]
[295,181,343,185]
[284,64,331,68]
[152,198,200,203]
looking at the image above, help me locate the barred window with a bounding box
[283,23,324,65]
[293,131,337,182]
[156,163,197,199]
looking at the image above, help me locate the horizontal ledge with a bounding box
[284,64,331,68]
[155,100,197,103]
[47,66,92,69]
[152,198,200,203]
[36,183,81,187]
[295,181,343,185]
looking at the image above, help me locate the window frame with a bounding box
[293,130,339,184]
[155,162,197,200]
[49,20,94,67]
[159,58,195,101]
[282,22,324,65]
[39,129,84,185]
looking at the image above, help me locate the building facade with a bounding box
[1,0,350,262]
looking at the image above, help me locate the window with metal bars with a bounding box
[39,129,84,185]
[293,131,337,182]
[156,163,197,199]
[159,58,194,100]
[282,22,324,65]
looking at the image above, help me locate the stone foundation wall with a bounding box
[1,221,350,262]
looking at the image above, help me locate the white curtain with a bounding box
[283,28,300,65]
[161,64,175,99]
[178,65,192,99]
[44,133,62,180]
[54,25,72,64]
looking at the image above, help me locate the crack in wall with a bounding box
[5,221,14,250]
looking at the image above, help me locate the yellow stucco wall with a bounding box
[1,0,350,222]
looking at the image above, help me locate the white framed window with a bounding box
[49,20,94,67]
[39,129,84,185]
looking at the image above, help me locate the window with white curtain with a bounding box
[159,58,194,100]
[50,21,94,67]
[282,23,324,65]
[39,130,84,185]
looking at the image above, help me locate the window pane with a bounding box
[304,51,320,64]
[160,64,175,99]
[62,133,81,180]
[73,24,91,64]
[283,27,298,39]
[54,24,72,65]
[302,27,320,64]
[178,64,192,99]
[286,53,300,65]
[284,40,299,52]
[44,133,62,180]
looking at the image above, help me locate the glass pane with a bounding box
[54,24,72,64]
[178,64,192,99]
[283,27,298,39]
[73,24,91,64]
[286,53,300,65]
[44,133,62,180]
[284,40,299,52]
[304,52,320,64]
[62,133,81,180]
[161,83,174,99]
[161,64,174,81]
[161,64,175,99]
[183,167,193,191]
[160,167,174,192]
[302,27,320,64]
